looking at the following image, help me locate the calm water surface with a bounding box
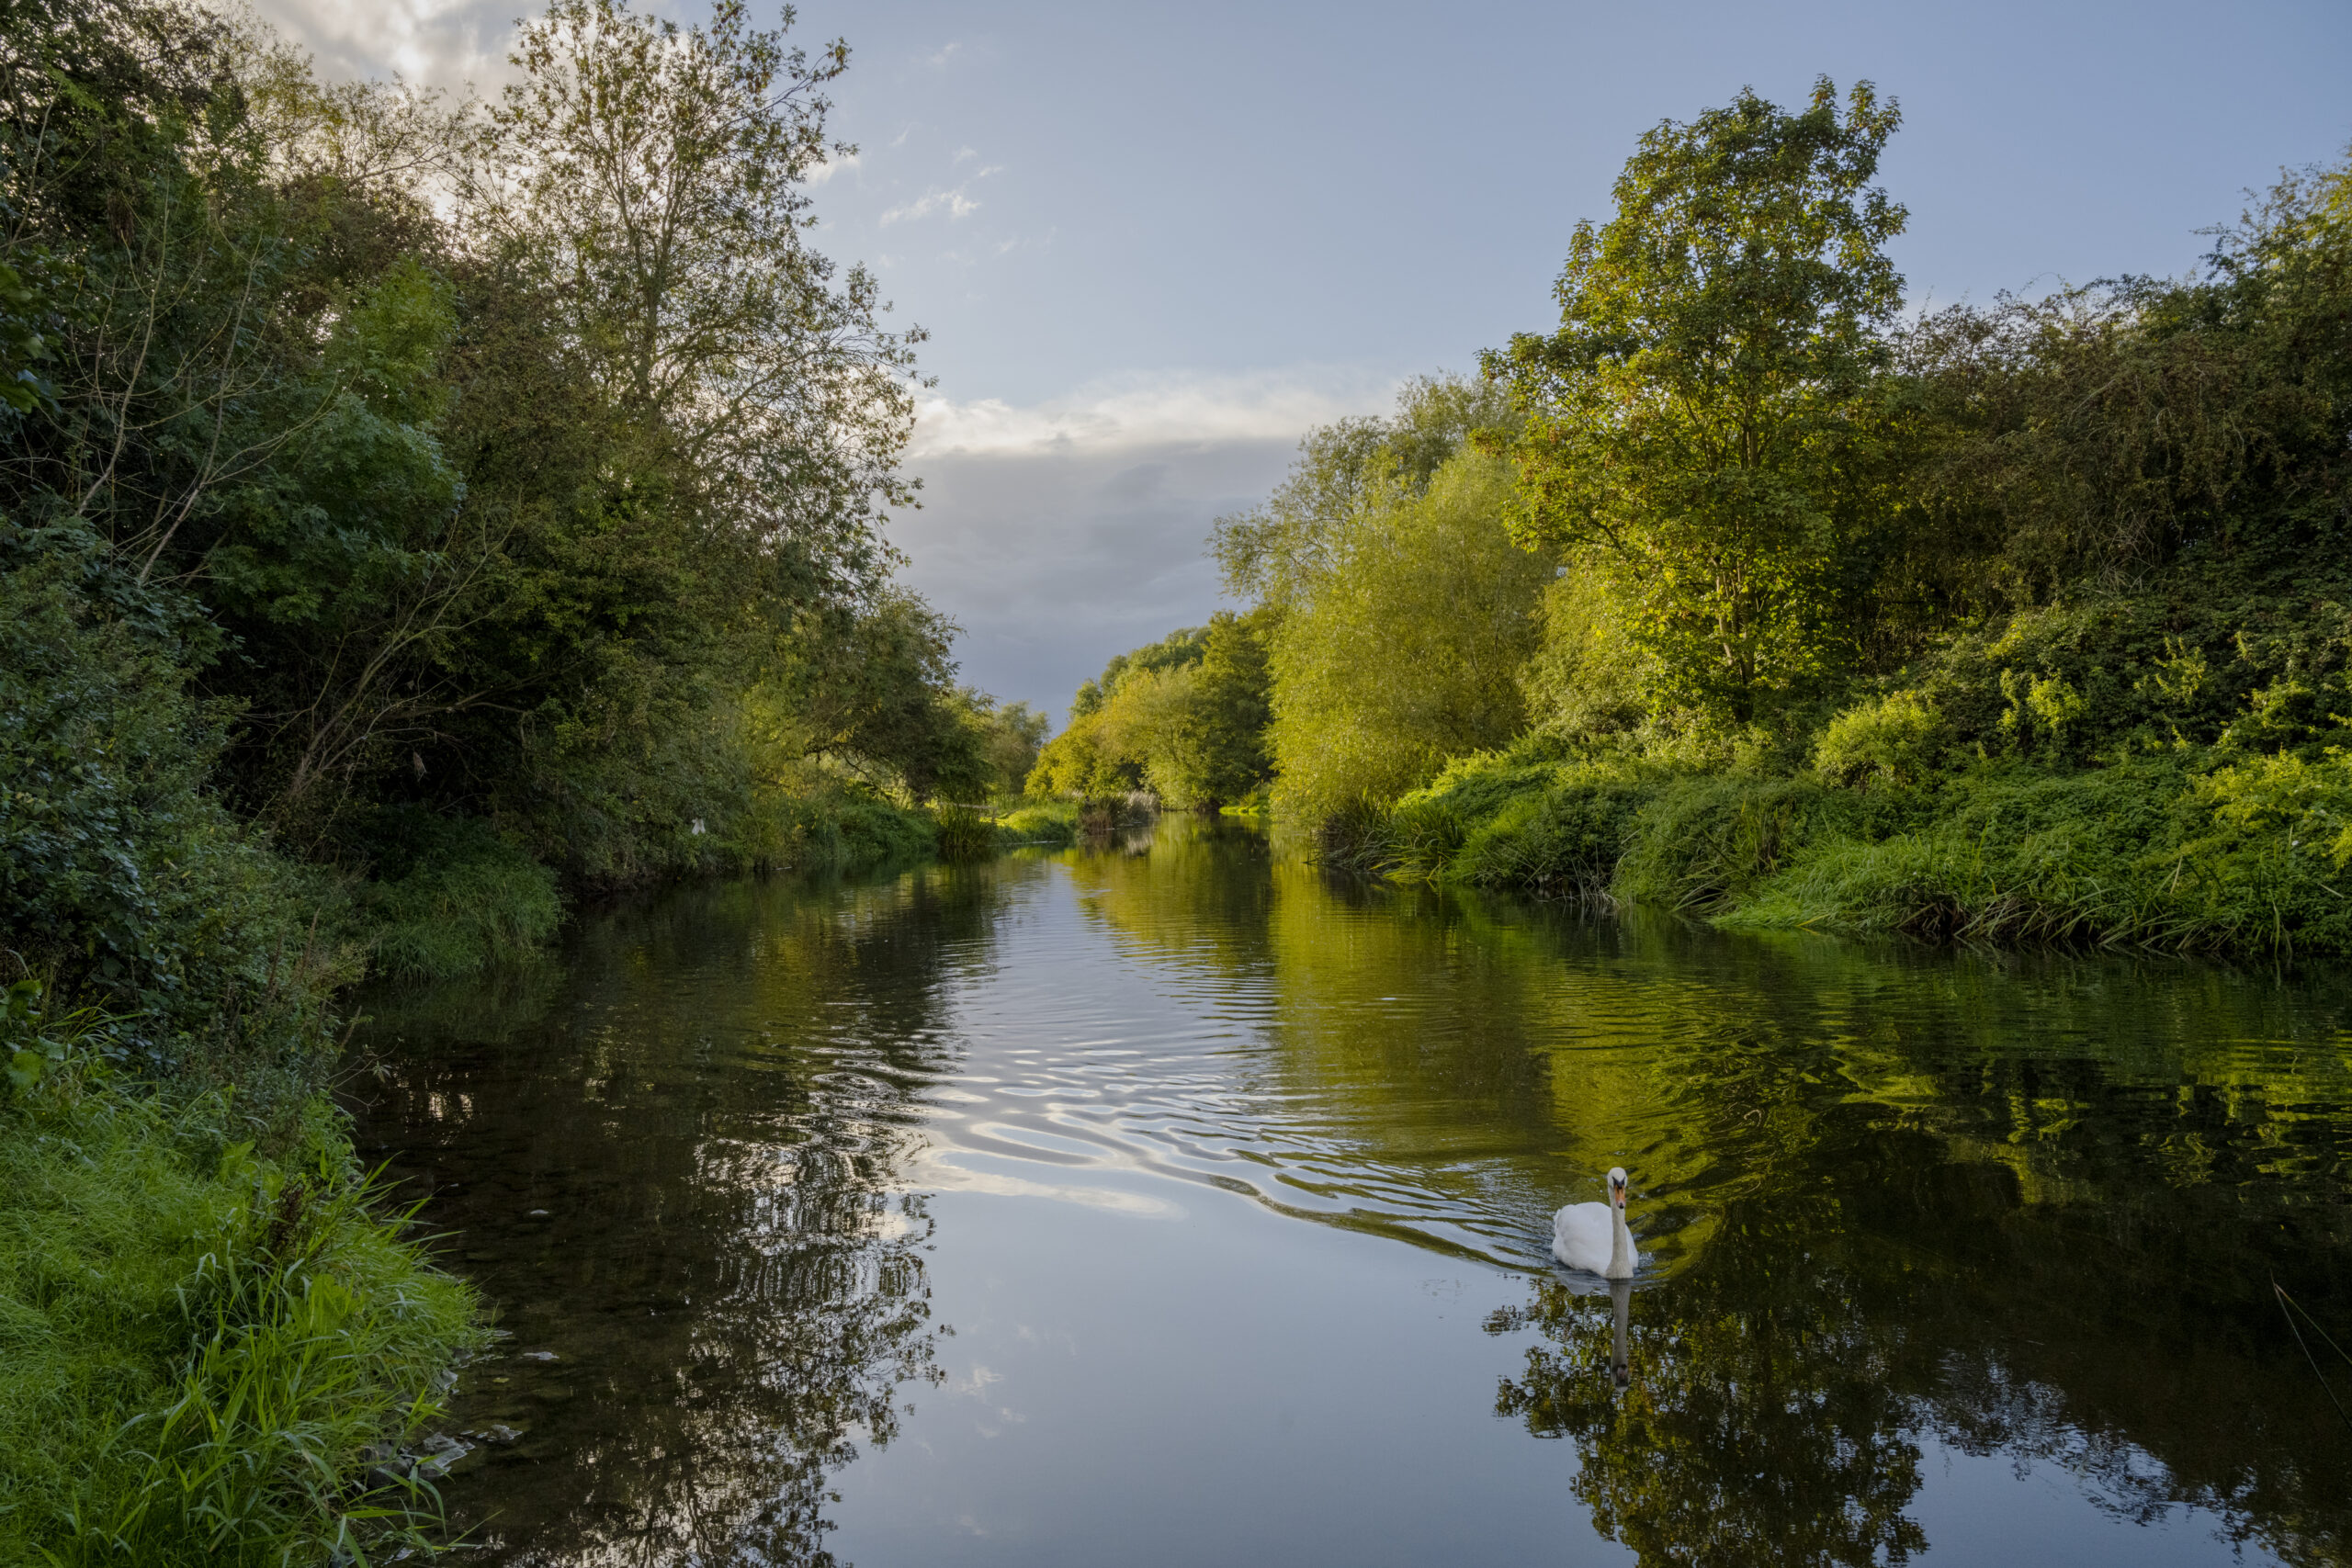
[349,818,2352,1567]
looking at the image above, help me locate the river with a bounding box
[348,816,2352,1566]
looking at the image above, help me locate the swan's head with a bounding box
[1607,1166,1628,1208]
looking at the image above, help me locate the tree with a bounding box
[753,588,989,803]
[1214,374,1513,615]
[1159,610,1272,808]
[478,0,920,595]
[1484,78,1907,727]
[976,698,1050,793]
[1265,452,1549,818]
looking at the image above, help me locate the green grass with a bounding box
[0,1038,483,1566]
[1346,739,2352,958]
[355,813,563,983]
[992,798,1080,848]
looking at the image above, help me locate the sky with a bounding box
[251,0,2352,723]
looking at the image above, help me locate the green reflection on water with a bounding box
[356,820,2352,1567]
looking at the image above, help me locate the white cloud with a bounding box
[888,368,1401,716]
[880,185,983,225]
[952,145,979,164]
[924,41,962,67]
[247,0,514,90]
[907,367,1394,457]
[807,150,861,185]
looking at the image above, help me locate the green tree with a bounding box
[754,589,989,803]
[976,698,1051,793]
[1159,610,1273,807]
[1485,78,1908,727]
[1265,451,1549,819]
[1069,625,1208,719]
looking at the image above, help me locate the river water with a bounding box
[349,818,2352,1567]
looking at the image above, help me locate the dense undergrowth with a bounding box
[1359,558,2352,956]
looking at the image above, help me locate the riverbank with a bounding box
[0,1021,482,1566]
[1342,559,2352,958]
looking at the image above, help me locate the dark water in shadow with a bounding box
[349,817,2352,1566]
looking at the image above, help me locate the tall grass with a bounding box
[0,1032,482,1566]
[357,815,563,982]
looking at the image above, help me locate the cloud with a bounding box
[952,145,978,164]
[888,369,1400,718]
[907,367,1392,458]
[806,150,861,185]
[246,0,515,90]
[925,41,962,67]
[880,185,984,225]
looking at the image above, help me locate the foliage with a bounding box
[1182,86,2352,967]
[1069,625,1207,720]
[752,590,994,807]
[1212,373,1515,614]
[1812,690,1945,787]
[1485,78,1910,726]
[351,808,563,981]
[0,523,353,1075]
[933,804,996,862]
[1263,449,1549,820]
[0,0,978,901]
[993,797,1080,848]
[975,699,1052,794]
[1030,613,1273,809]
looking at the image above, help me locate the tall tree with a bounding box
[1484,78,1907,726]
[478,0,920,593]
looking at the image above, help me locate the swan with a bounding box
[1553,1166,1636,1278]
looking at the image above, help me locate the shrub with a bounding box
[1814,691,1946,788]
[1614,775,1854,913]
[995,799,1080,847]
[933,805,996,862]
[0,525,350,1076]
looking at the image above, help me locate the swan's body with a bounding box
[1552,1167,1636,1278]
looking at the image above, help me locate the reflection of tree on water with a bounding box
[1494,1211,1928,1568]
[353,863,1029,1565]
[1492,1113,2352,1568]
[1076,835,2352,1565]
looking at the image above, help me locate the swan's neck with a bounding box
[1606,1200,1631,1278]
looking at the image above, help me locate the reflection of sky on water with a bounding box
[354,819,2352,1566]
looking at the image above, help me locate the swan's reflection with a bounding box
[1610,1277,1632,1391]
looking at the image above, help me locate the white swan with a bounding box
[1552,1166,1636,1278]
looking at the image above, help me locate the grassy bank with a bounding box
[1351,568,2352,957]
[1,534,486,1561]
[0,1011,481,1566]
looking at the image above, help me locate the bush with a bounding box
[1380,748,1659,894]
[1729,753,2352,953]
[995,799,1080,847]
[1814,690,1947,787]
[933,805,996,862]
[0,525,350,1076]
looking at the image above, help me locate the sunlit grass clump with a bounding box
[0,1035,483,1566]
